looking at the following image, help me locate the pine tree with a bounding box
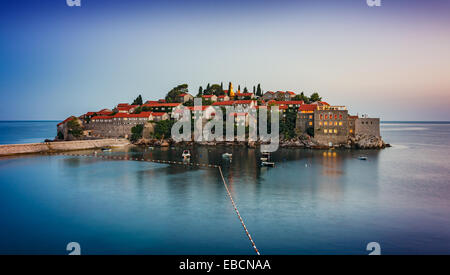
[256,84,262,97]
[198,86,203,96]
[243,87,248,93]
[253,86,256,95]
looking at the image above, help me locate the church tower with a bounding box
[229,82,235,97]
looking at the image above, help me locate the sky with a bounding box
[0,0,449,121]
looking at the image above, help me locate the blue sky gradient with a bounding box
[0,0,449,120]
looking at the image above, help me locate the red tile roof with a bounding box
[218,95,228,98]
[142,103,181,107]
[202,95,216,98]
[268,100,304,105]
[286,91,296,95]
[151,112,167,117]
[236,93,253,97]
[212,100,255,106]
[57,116,77,126]
[298,104,318,112]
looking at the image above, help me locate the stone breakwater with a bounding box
[0,139,130,156]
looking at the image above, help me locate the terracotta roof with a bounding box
[286,91,296,95]
[236,93,253,97]
[142,103,181,107]
[117,103,129,107]
[57,116,77,126]
[298,104,318,112]
[212,100,255,106]
[202,95,216,98]
[349,115,358,119]
[151,112,167,117]
[218,95,228,98]
[268,100,304,105]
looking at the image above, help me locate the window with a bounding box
[324,129,328,133]
[325,115,328,119]
[350,129,353,133]
[334,114,337,119]
[309,115,312,119]
[324,121,328,125]
[319,121,323,126]
[320,114,323,119]
[339,114,343,119]
[339,122,342,126]
[334,121,338,126]
[309,121,313,126]
[334,129,338,134]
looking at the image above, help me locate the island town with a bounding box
[56,83,387,150]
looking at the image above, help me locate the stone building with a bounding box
[348,115,358,137]
[296,104,317,134]
[313,108,349,146]
[85,112,167,138]
[262,91,275,101]
[355,117,380,137]
[177,93,194,103]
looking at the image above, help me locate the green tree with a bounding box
[132,95,143,105]
[130,124,144,143]
[67,119,83,138]
[154,120,175,139]
[165,84,188,102]
[294,92,310,103]
[253,86,256,95]
[256,84,262,97]
[243,87,248,93]
[197,86,203,96]
[309,92,322,103]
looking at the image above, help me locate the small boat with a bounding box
[101,147,112,152]
[182,150,191,159]
[358,156,367,160]
[261,161,275,167]
[260,157,268,162]
[222,153,233,158]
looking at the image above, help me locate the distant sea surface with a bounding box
[0,121,450,254]
[0,121,58,145]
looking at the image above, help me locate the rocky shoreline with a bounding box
[134,134,390,149]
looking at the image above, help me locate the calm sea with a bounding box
[0,121,449,254]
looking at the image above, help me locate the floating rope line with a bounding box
[41,152,259,254]
[218,166,260,255]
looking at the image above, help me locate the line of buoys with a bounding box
[218,166,260,256]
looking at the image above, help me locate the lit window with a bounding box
[335,114,337,119]
[334,121,338,126]
[319,121,323,126]
[324,129,328,133]
[339,114,343,119]
[320,114,323,120]
[334,129,338,133]
[324,122,328,125]
[325,115,328,119]
[350,129,353,133]
[339,122,342,126]
[309,121,313,126]
[309,115,312,119]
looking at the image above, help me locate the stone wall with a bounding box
[355,118,380,137]
[0,139,130,156]
[84,121,155,138]
[313,109,349,146]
